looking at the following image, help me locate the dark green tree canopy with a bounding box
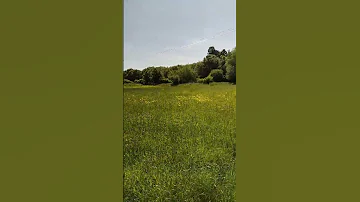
[225,48,236,83]
[207,46,220,56]
[209,69,224,82]
[125,46,236,85]
[220,49,228,56]
[124,68,142,81]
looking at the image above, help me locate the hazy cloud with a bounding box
[124,0,236,70]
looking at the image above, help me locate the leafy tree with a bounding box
[124,68,142,81]
[124,79,133,84]
[142,67,162,85]
[225,48,236,83]
[126,45,236,85]
[151,67,162,84]
[220,49,228,57]
[204,75,214,84]
[219,55,227,77]
[188,63,197,73]
[177,65,197,83]
[134,79,145,84]
[203,54,221,70]
[159,67,170,78]
[141,68,151,84]
[168,71,180,85]
[167,65,197,85]
[209,69,224,82]
[160,78,172,83]
[195,61,209,78]
[208,46,216,55]
[208,46,220,56]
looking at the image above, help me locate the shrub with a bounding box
[225,48,236,83]
[124,69,142,81]
[160,78,172,84]
[197,78,204,83]
[124,79,133,84]
[134,79,145,84]
[142,67,162,85]
[204,76,213,84]
[177,66,197,83]
[197,76,213,84]
[169,75,180,86]
[200,55,221,78]
[209,69,224,82]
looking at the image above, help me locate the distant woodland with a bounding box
[124,46,236,85]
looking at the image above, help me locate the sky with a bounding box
[124,0,236,70]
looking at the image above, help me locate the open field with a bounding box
[124,83,236,201]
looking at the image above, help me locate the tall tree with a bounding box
[203,54,221,69]
[220,49,228,57]
[207,46,220,56]
[142,67,162,84]
[124,68,142,81]
[225,47,236,83]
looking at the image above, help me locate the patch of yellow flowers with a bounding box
[176,95,211,103]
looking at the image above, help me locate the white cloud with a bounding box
[124,0,236,70]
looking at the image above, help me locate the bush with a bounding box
[204,76,213,84]
[142,67,162,85]
[200,55,221,78]
[197,76,213,84]
[134,79,145,84]
[124,69,142,81]
[209,69,224,82]
[160,78,172,83]
[197,78,204,83]
[225,48,236,83]
[177,66,197,83]
[169,75,180,86]
[124,79,133,84]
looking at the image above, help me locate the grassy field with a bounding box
[124,83,236,201]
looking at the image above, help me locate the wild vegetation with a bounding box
[124,45,236,201]
[124,46,236,85]
[124,83,236,201]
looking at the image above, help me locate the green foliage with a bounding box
[124,83,236,201]
[177,65,197,83]
[134,78,145,84]
[219,55,227,76]
[124,79,133,84]
[225,48,236,83]
[209,69,224,82]
[195,61,208,78]
[142,68,151,84]
[125,46,236,85]
[160,78,172,84]
[124,68,142,81]
[168,73,180,86]
[207,46,220,56]
[167,65,197,85]
[204,75,214,84]
[203,54,221,70]
[142,67,162,85]
[158,67,170,78]
[198,75,214,84]
[196,53,221,79]
[220,49,228,56]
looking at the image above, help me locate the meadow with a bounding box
[124,83,236,201]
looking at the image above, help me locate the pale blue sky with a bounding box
[124,0,236,70]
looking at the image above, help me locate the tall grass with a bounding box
[124,83,236,201]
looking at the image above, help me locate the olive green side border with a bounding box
[0,1,123,201]
[236,0,360,201]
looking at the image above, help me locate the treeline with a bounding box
[124,46,236,85]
